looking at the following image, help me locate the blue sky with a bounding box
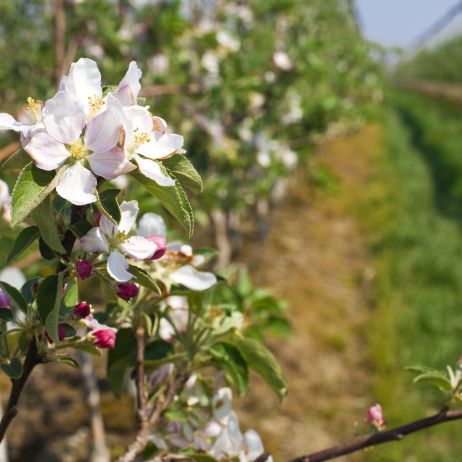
[355,0,459,48]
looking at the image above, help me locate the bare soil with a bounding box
[237,125,382,461]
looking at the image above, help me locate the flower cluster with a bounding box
[0,58,184,205]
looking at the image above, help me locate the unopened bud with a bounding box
[367,404,386,431]
[116,283,139,301]
[74,301,92,319]
[92,328,116,349]
[75,260,93,280]
[147,236,167,260]
[0,289,12,309]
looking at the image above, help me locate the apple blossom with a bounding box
[137,212,167,259]
[80,200,157,282]
[92,328,116,349]
[367,404,386,431]
[73,301,92,319]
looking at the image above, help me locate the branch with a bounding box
[290,407,462,462]
[135,324,147,429]
[117,375,187,462]
[0,339,42,442]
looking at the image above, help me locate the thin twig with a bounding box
[135,324,147,429]
[289,407,462,462]
[0,340,42,442]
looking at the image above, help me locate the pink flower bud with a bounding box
[147,236,167,260]
[0,289,11,309]
[116,283,139,301]
[74,301,92,319]
[92,328,116,349]
[75,260,93,280]
[93,211,102,227]
[367,404,386,431]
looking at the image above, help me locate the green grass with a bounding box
[360,93,462,461]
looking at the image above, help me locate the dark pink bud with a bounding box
[93,211,102,227]
[147,236,167,260]
[92,328,116,349]
[116,283,139,301]
[0,289,11,309]
[76,260,93,280]
[74,301,92,319]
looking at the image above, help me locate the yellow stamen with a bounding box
[69,141,87,160]
[24,97,43,122]
[88,96,104,116]
[133,130,151,146]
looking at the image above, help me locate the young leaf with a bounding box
[210,343,248,396]
[1,148,30,172]
[37,273,64,343]
[163,155,203,192]
[38,237,56,260]
[7,226,39,263]
[31,196,66,253]
[63,280,79,308]
[70,219,93,238]
[11,162,67,226]
[128,265,162,294]
[0,357,23,379]
[95,188,121,224]
[223,336,287,400]
[130,171,194,237]
[0,281,28,313]
[57,356,80,369]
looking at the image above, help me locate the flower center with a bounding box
[69,140,87,160]
[24,97,43,123]
[88,96,104,118]
[133,129,151,146]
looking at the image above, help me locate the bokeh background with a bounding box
[1,0,462,461]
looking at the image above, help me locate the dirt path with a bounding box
[238,125,382,461]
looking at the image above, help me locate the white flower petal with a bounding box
[159,318,175,341]
[170,265,217,291]
[107,251,132,282]
[0,113,26,132]
[243,430,265,461]
[137,213,167,238]
[25,132,70,171]
[137,133,184,160]
[99,214,117,237]
[87,147,136,180]
[124,105,153,133]
[66,58,102,114]
[119,200,139,234]
[80,227,109,253]
[135,156,175,187]
[84,106,121,153]
[44,91,85,144]
[116,61,142,106]
[56,163,97,205]
[120,235,156,260]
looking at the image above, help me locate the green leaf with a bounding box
[31,196,66,253]
[37,273,64,343]
[144,339,173,361]
[163,155,203,192]
[38,237,56,260]
[70,219,93,238]
[7,226,39,263]
[131,171,194,237]
[57,356,79,369]
[224,336,287,400]
[63,280,79,308]
[210,343,248,396]
[107,328,136,396]
[95,188,121,224]
[128,265,162,294]
[0,357,23,379]
[0,309,13,322]
[1,148,30,172]
[0,281,27,313]
[407,366,453,392]
[11,162,67,226]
